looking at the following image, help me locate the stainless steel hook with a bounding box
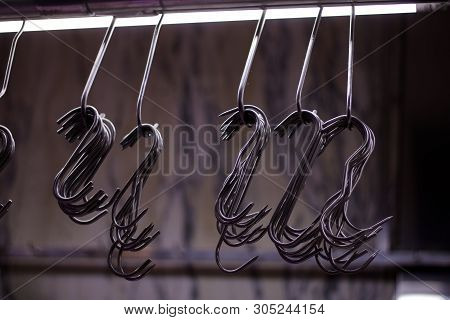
[0,19,25,219]
[215,105,271,273]
[80,16,116,120]
[346,5,356,128]
[296,7,322,115]
[137,14,164,128]
[237,9,266,124]
[0,19,25,99]
[108,14,165,280]
[54,17,120,224]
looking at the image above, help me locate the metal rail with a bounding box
[1,249,449,274]
[0,1,440,20]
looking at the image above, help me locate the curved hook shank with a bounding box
[137,14,164,128]
[296,7,322,115]
[315,115,392,273]
[215,227,258,273]
[0,19,25,99]
[0,127,13,218]
[53,106,119,223]
[215,105,271,271]
[80,17,116,118]
[268,110,324,263]
[109,124,163,279]
[109,15,165,279]
[112,124,163,230]
[237,9,266,124]
[108,239,156,281]
[0,20,25,217]
[0,125,15,172]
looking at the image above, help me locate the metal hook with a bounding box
[0,19,25,219]
[107,15,165,280]
[0,19,25,99]
[215,105,271,272]
[313,114,392,273]
[109,123,163,280]
[54,17,120,223]
[80,16,116,121]
[137,14,164,129]
[346,5,356,128]
[268,110,324,264]
[237,9,266,124]
[296,7,322,115]
[215,228,258,273]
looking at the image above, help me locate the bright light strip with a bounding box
[0,4,416,34]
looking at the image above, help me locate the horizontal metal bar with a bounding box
[1,249,449,275]
[0,5,420,34]
[0,1,438,20]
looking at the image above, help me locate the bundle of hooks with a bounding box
[267,8,325,266]
[314,6,392,272]
[53,17,119,224]
[54,105,119,224]
[109,14,164,280]
[269,114,392,272]
[314,115,392,273]
[215,105,271,272]
[0,126,14,218]
[214,10,273,273]
[109,124,163,280]
[268,110,324,264]
[0,19,24,219]
[267,6,391,273]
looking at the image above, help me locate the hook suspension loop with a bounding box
[237,9,266,125]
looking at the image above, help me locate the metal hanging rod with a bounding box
[0,1,440,20]
[0,4,430,34]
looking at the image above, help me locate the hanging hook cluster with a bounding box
[216,6,392,274]
[0,5,391,279]
[53,17,120,224]
[314,115,392,273]
[0,20,25,219]
[265,8,325,264]
[312,6,392,272]
[54,14,165,280]
[108,14,164,280]
[268,8,327,265]
[268,110,324,264]
[215,10,272,273]
[215,105,271,273]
